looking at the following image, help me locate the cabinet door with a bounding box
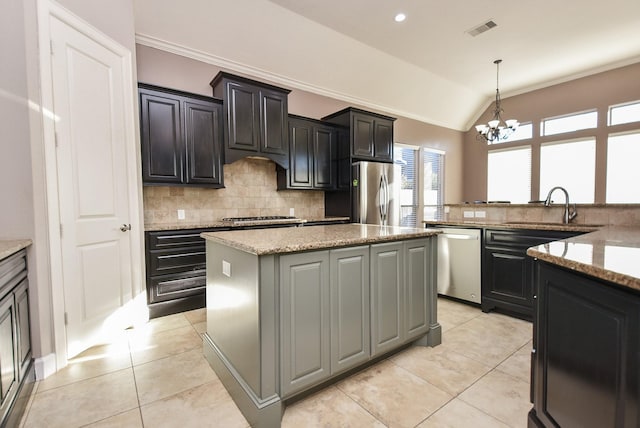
[288,119,313,188]
[370,242,404,356]
[280,252,330,397]
[484,247,532,309]
[14,280,30,379]
[336,128,351,190]
[404,239,429,340]
[139,90,183,183]
[373,119,393,162]
[184,100,223,186]
[226,81,259,152]
[330,247,370,374]
[0,294,17,413]
[259,88,288,156]
[313,125,335,189]
[351,113,375,159]
[534,262,640,428]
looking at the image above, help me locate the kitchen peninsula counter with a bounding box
[527,225,640,291]
[201,224,441,427]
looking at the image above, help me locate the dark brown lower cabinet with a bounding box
[145,228,219,318]
[0,249,34,427]
[482,229,582,318]
[529,260,640,427]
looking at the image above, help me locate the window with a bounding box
[487,146,531,203]
[495,122,533,143]
[606,131,640,203]
[609,101,640,126]
[539,139,596,203]
[394,146,418,227]
[423,149,444,220]
[541,110,597,136]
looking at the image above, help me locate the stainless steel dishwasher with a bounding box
[435,227,481,304]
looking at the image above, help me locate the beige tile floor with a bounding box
[20,298,533,428]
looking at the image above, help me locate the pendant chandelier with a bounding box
[475,59,519,144]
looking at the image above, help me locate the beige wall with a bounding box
[136,45,465,209]
[463,62,640,203]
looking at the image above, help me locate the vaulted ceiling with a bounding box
[133,0,640,131]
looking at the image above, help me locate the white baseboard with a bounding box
[34,353,57,380]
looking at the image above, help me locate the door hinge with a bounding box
[60,224,63,237]
[64,312,68,325]
[50,40,54,56]
[54,132,59,147]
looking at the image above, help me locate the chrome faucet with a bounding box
[544,186,577,224]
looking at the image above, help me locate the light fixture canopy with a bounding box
[394,13,406,22]
[475,59,519,144]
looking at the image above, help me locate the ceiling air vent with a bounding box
[466,20,497,37]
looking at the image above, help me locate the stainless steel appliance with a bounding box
[351,161,401,226]
[436,227,481,304]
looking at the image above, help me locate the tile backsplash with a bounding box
[143,158,324,226]
[444,204,640,226]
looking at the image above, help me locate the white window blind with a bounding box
[424,149,444,221]
[394,146,417,227]
[540,139,596,203]
[487,146,531,203]
[609,101,640,126]
[606,131,640,203]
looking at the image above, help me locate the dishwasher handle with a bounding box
[441,233,479,240]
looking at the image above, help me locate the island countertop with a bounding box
[527,226,640,292]
[201,223,440,255]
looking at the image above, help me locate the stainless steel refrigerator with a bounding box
[351,161,401,226]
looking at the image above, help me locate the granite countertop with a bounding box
[201,223,440,255]
[0,240,32,260]
[145,216,350,231]
[527,226,640,292]
[423,220,602,233]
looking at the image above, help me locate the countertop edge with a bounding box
[423,220,601,233]
[0,240,33,261]
[527,245,640,292]
[145,217,351,232]
[202,226,440,255]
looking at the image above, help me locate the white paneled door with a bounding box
[48,13,139,358]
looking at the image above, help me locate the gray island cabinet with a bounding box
[201,224,441,427]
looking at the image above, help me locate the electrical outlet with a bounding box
[475,211,486,218]
[444,206,450,214]
[289,208,295,217]
[222,260,231,277]
[177,209,185,220]
[463,211,474,218]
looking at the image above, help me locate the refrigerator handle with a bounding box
[379,175,386,223]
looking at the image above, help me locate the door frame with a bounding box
[36,0,144,371]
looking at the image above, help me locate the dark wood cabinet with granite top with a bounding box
[482,228,583,319]
[145,228,225,318]
[139,84,224,188]
[529,260,640,427]
[210,72,291,169]
[0,248,34,427]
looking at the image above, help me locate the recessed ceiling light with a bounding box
[394,13,406,23]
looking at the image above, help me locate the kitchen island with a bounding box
[527,226,640,427]
[201,224,441,427]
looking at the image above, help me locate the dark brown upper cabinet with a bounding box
[210,72,291,168]
[322,107,396,163]
[139,84,224,188]
[277,115,339,190]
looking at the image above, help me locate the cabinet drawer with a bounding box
[148,271,206,304]
[485,229,579,249]
[148,249,206,277]
[147,231,206,250]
